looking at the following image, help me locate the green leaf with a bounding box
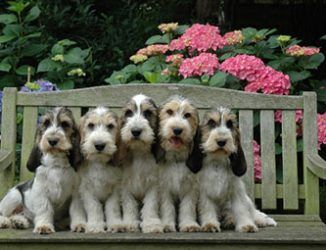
[37,59,62,72]
[58,39,77,46]
[22,43,47,57]
[275,143,282,155]
[104,71,127,84]
[320,35,326,40]
[0,62,11,72]
[3,24,22,37]
[143,71,160,83]
[24,5,41,22]
[179,78,201,84]
[145,35,169,45]
[219,52,236,61]
[297,139,303,152]
[0,35,15,43]
[16,65,35,75]
[299,53,325,70]
[24,32,41,39]
[175,25,189,35]
[51,44,64,55]
[201,75,210,84]
[0,14,17,24]
[317,89,326,103]
[57,80,75,90]
[209,71,227,87]
[7,1,29,14]
[287,70,311,83]
[0,75,16,89]
[64,48,84,64]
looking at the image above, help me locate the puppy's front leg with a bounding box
[33,197,55,234]
[121,190,140,232]
[179,191,200,232]
[70,194,87,233]
[83,193,105,233]
[141,187,163,233]
[199,195,221,232]
[160,191,176,232]
[105,188,124,233]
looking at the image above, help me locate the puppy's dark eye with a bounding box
[125,109,133,117]
[226,120,233,128]
[143,110,152,119]
[61,121,70,129]
[207,119,216,128]
[184,113,191,119]
[88,123,94,130]
[44,119,50,128]
[107,123,114,130]
[167,109,173,115]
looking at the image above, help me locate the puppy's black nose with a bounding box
[48,139,58,147]
[217,140,226,147]
[173,127,183,136]
[131,128,142,137]
[94,143,106,151]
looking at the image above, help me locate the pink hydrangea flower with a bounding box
[179,53,219,78]
[244,66,291,95]
[166,54,184,66]
[223,30,244,46]
[220,54,266,82]
[137,44,168,56]
[286,45,320,56]
[169,23,226,52]
[317,113,326,150]
[253,140,262,182]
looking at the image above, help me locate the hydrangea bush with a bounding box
[106,23,326,181]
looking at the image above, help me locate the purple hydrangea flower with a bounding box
[36,79,58,92]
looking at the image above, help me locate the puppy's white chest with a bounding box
[201,165,231,201]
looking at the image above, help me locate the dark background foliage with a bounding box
[1,0,324,88]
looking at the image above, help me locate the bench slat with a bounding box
[282,110,299,209]
[69,107,81,123]
[260,110,277,209]
[239,110,254,199]
[16,84,304,109]
[20,107,38,181]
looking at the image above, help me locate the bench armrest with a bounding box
[307,153,326,179]
[0,149,13,171]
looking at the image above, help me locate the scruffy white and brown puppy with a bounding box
[157,96,202,232]
[197,107,276,233]
[70,107,123,233]
[0,107,81,234]
[119,94,163,233]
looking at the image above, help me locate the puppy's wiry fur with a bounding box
[0,107,80,234]
[120,94,163,233]
[70,107,123,233]
[198,107,276,233]
[158,96,201,232]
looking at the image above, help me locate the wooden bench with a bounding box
[0,84,325,249]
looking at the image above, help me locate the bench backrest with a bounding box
[0,84,320,215]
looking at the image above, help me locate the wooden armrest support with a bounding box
[307,153,326,179]
[0,149,13,171]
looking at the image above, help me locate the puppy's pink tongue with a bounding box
[170,137,183,147]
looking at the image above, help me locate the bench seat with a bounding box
[0,215,325,249]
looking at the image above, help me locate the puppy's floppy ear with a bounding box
[229,128,247,177]
[186,127,203,173]
[68,127,83,170]
[26,144,42,172]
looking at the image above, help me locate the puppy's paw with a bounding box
[10,215,30,229]
[86,224,105,234]
[236,223,258,233]
[163,223,176,232]
[201,222,221,233]
[0,216,11,229]
[33,224,55,234]
[179,222,201,232]
[221,215,235,229]
[71,223,87,233]
[255,217,277,228]
[123,223,140,233]
[107,224,125,233]
[141,219,164,233]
